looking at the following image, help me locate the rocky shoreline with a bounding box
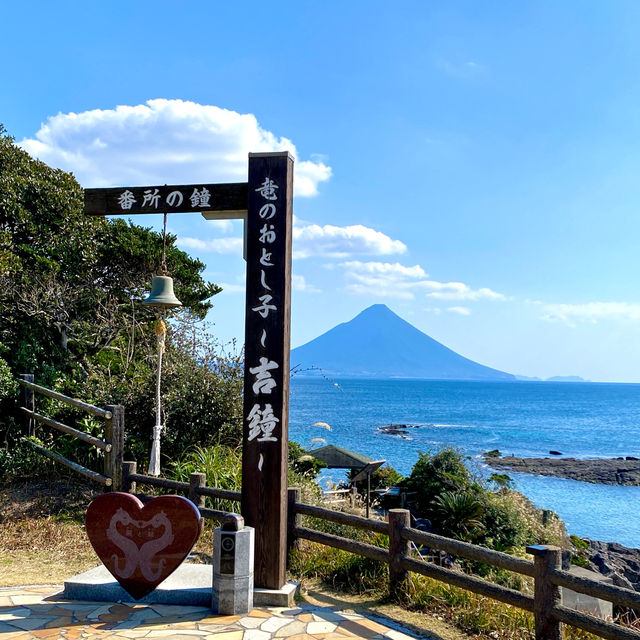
[484,453,640,485]
[582,540,640,591]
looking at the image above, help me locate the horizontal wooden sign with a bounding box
[84,182,248,216]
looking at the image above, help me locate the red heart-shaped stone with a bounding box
[85,492,203,600]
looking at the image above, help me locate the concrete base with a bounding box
[254,581,299,607]
[63,564,212,606]
[63,565,299,608]
[561,566,614,619]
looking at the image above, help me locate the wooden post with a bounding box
[366,471,371,518]
[104,405,125,491]
[527,545,562,640]
[189,472,206,509]
[20,374,35,436]
[388,509,411,596]
[242,152,294,590]
[287,487,301,563]
[122,461,137,493]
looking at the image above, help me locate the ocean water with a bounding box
[288,377,640,548]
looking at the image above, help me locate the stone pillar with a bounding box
[213,514,254,615]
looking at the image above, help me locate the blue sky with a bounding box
[4,1,640,381]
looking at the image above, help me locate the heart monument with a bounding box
[85,492,203,599]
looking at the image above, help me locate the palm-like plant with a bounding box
[433,490,486,541]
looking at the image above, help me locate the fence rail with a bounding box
[120,462,240,524]
[17,378,112,419]
[26,440,112,486]
[16,375,124,490]
[287,490,640,640]
[20,408,112,452]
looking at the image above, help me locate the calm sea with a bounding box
[289,377,640,548]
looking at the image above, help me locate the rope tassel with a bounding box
[147,319,166,476]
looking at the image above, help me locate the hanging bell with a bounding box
[143,275,182,308]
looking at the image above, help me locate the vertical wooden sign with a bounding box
[242,151,293,590]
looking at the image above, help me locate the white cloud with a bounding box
[218,282,245,294]
[542,302,640,326]
[178,236,243,254]
[436,58,486,78]
[423,282,504,301]
[19,99,331,197]
[448,306,471,316]
[293,223,406,259]
[202,219,234,234]
[177,219,407,260]
[292,274,321,293]
[338,261,505,302]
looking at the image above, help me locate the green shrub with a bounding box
[400,448,476,517]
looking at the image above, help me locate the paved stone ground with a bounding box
[0,586,421,640]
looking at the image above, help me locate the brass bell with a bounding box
[143,275,182,308]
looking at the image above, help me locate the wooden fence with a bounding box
[285,490,640,640]
[115,463,640,640]
[17,374,124,490]
[15,376,640,640]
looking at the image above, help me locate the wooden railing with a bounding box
[119,461,241,525]
[286,488,640,640]
[113,464,640,640]
[17,375,124,490]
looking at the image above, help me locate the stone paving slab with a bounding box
[0,586,423,640]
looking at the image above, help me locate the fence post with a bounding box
[104,405,125,491]
[287,487,302,564]
[20,374,35,436]
[122,461,137,493]
[388,508,411,596]
[189,472,206,509]
[527,545,562,640]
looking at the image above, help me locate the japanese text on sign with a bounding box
[246,175,282,471]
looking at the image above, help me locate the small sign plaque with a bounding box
[84,182,248,216]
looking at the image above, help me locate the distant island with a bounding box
[291,304,515,381]
[515,375,589,382]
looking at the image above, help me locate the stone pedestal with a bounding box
[212,526,254,614]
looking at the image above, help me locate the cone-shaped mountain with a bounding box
[291,304,514,380]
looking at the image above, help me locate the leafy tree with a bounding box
[0,126,242,470]
[400,448,477,516]
[399,448,567,553]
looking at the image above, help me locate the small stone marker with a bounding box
[85,492,202,600]
[213,512,254,614]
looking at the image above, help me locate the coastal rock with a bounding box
[485,455,640,485]
[377,424,420,436]
[586,540,640,591]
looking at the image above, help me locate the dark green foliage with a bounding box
[0,126,242,477]
[433,490,485,542]
[489,472,514,489]
[400,448,567,551]
[400,448,477,516]
[570,534,589,551]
